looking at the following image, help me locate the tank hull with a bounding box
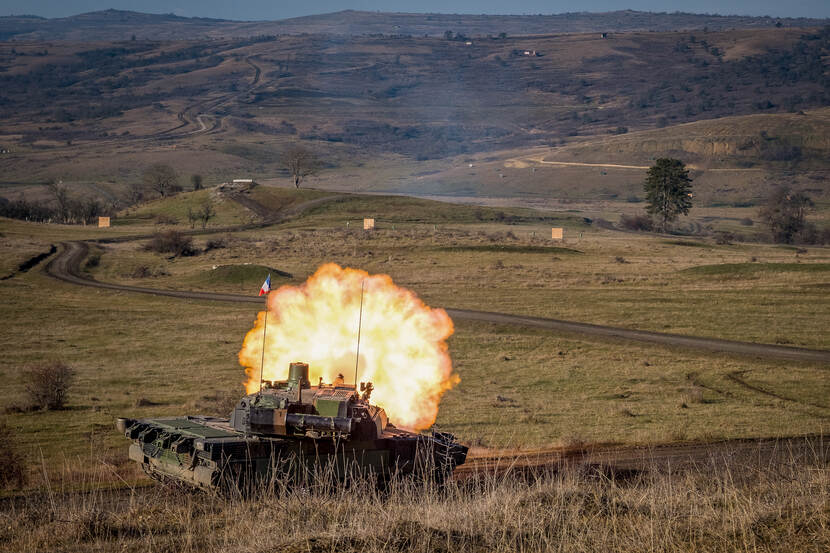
[120,415,467,492]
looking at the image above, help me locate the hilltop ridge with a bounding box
[1,9,827,41]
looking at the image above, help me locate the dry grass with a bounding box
[1,443,827,552]
[1,202,828,482]
[87,216,830,349]
[1,192,828,484]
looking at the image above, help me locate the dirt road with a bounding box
[44,241,830,364]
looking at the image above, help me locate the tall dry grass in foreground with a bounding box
[1,447,827,553]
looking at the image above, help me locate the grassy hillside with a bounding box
[542,108,830,162]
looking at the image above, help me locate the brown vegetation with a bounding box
[1,27,828,177]
[0,420,27,489]
[142,164,182,198]
[144,230,196,257]
[1,446,826,552]
[619,213,654,232]
[22,361,75,411]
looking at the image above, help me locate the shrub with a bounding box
[714,231,735,245]
[145,230,196,257]
[205,237,227,252]
[155,214,179,225]
[23,361,75,410]
[131,265,152,278]
[619,214,654,231]
[84,253,101,270]
[797,223,830,245]
[739,217,754,226]
[0,421,26,489]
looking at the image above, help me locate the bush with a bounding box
[23,361,74,410]
[619,214,654,231]
[714,231,736,245]
[155,214,179,226]
[132,265,152,278]
[0,421,26,489]
[797,223,830,245]
[205,237,227,252]
[592,218,615,229]
[145,230,196,257]
[84,253,101,270]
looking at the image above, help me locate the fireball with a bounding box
[238,263,457,430]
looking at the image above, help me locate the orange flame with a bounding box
[238,263,457,430]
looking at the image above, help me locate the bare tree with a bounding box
[282,146,320,189]
[142,164,182,198]
[127,181,146,205]
[23,361,75,410]
[759,186,814,244]
[47,179,70,223]
[186,206,198,228]
[198,199,216,229]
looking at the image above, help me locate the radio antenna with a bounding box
[353,279,365,391]
[259,310,268,393]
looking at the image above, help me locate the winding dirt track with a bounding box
[34,194,830,475]
[44,241,830,364]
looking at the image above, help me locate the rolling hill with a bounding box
[1,9,827,41]
[0,12,827,209]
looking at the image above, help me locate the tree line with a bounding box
[0,145,321,226]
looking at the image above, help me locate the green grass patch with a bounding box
[683,263,830,276]
[249,186,331,212]
[186,264,293,289]
[432,245,582,254]
[302,194,585,227]
[118,189,249,228]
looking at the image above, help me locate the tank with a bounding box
[116,362,468,492]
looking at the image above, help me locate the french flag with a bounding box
[258,274,271,296]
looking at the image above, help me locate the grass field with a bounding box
[1,188,828,491]
[75,192,830,349]
[2,18,829,551]
[1,185,828,553]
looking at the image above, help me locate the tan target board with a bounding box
[551,227,563,240]
[98,217,111,228]
[363,218,375,230]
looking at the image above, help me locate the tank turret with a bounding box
[229,362,388,440]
